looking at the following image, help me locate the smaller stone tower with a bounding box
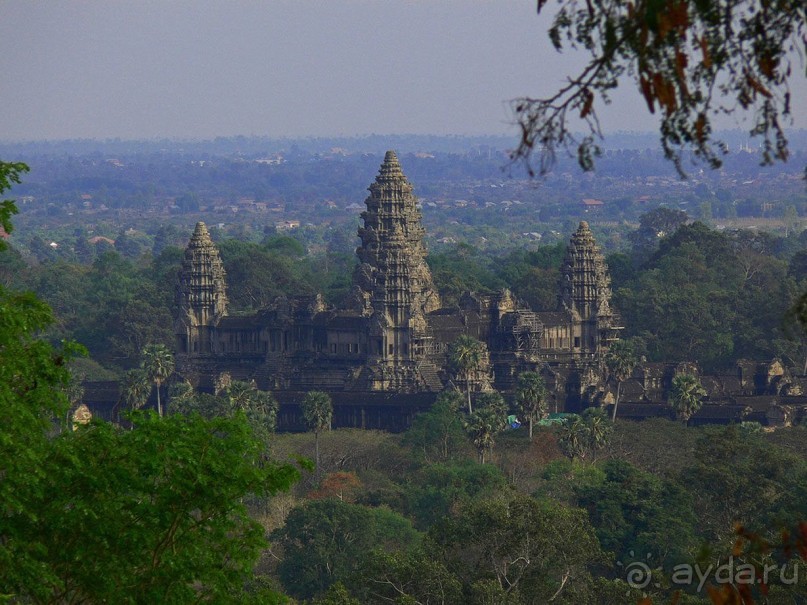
[560,221,617,356]
[175,222,228,355]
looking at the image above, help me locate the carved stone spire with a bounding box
[561,221,611,321]
[176,222,227,354]
[351,151,440,389]
[354,151,440,326]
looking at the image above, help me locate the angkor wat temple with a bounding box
[173,152,619,427]
[168,151,807,430]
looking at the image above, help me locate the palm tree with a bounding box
[448,335,486,414]
[515,371,548,439]
[121,368,151,410]
[476,391,507,416]
[669,373,707,424]
[301,390,333,473]
[464,406,507,464]
[556,415,590,461]
[226,380,278,437]
[140,344,175,417]
[167,379,195,415]
[225,380,256,410]
[557,409,613,461]
[581,407,612,460]
[214,371,232,396]
[604,339,638,422]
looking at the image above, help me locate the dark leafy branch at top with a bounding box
[511,0,806,176]
[0,161,29,249]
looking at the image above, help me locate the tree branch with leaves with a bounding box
[512,0,805,176]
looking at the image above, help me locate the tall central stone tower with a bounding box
[352,151,441,390]
[560,221,618,356]
[175,221,228,355]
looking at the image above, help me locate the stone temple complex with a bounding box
[174,151,621,426]
[79,151,807,429]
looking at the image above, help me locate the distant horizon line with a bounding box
[2,128,806,146]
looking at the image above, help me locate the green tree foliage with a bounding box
[602,417,698,477]
[430,493,602,603]
[121,367,151,411]
[273,499,420,600]
[0,289,83,527]
[556,415,591,461]
[475,391,508,415]
[223,379,279,439]
[301,390,334,472]
[682,426,807,544]
[787,292,807,374]
[573,459,699,567]
[151,224,184,256]
[584,408,613,455]
[0,159,80,523]
[616,221,794,369]
[403,391,468,462]
[0,285,294,602]
[5,411,299,604]
[0,166,299,603]
[263,234,306,257]
[556,409,613,461]
[630,208,690,261]
[464,392,508,464]
[428,244,505,306]
[217,239,315,312]
[356,547,462,605]
[24,248,176,371]
[604,339,639,421]
[0,161,28,248]
[669,372,707,423]
[788,249,807,284]
[402,462,509,530]
[500,243,567,308]
[0,241,27,288]
[310,582,361,605]
[168,378,196,409]
[168,379,279,442]
[429,243,566,312]
[514,371,548,439]
[114,228,146,259]
[109,293,175,363]
[28,233,60,263]
[140,343,175,416]
[447,335,487,414]
[511,0,803,174]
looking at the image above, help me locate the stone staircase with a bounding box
[253,356,285,390]
[417,362,444,391]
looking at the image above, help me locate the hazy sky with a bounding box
[1,1,804,141]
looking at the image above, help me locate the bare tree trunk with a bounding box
[156,380,163,417]
[315,430,320,476]
[529,417,534,439]
[611,381,621,422]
